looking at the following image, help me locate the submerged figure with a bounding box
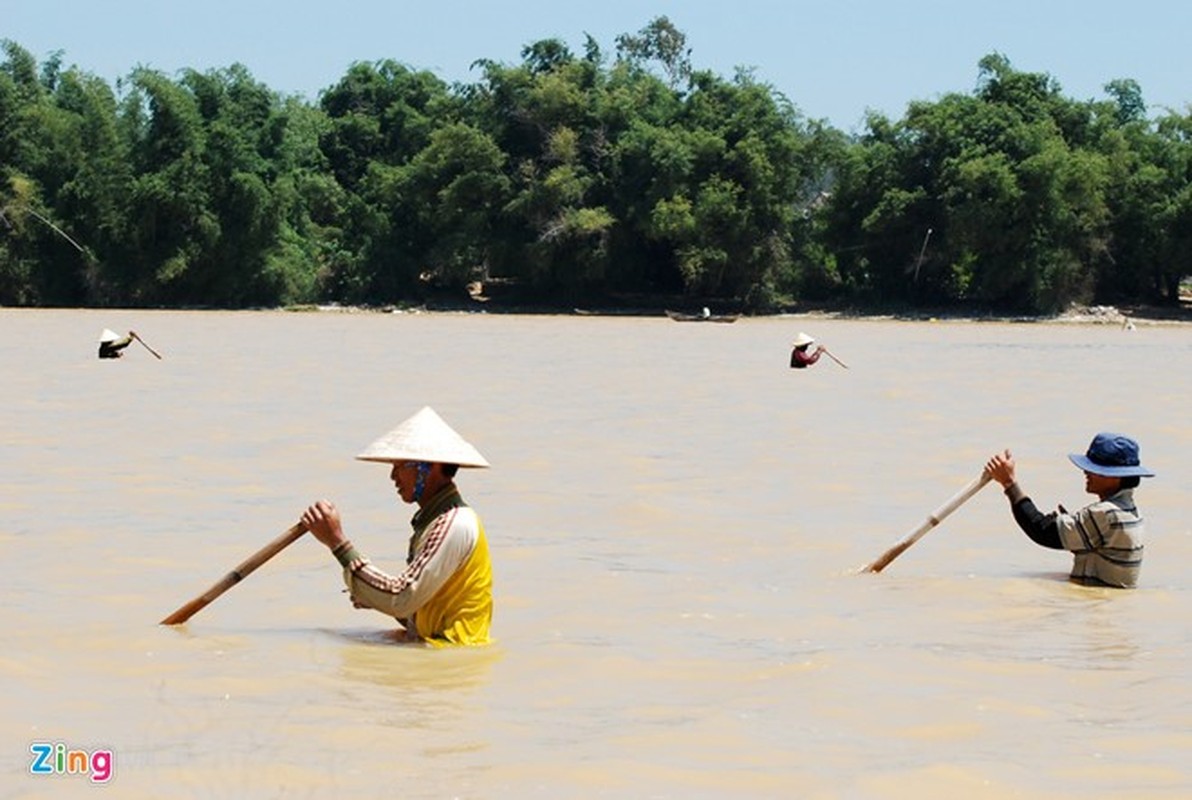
[789,332,824,369]
[301,406,494,645]
[984,432,1154,588]
[98,329,135,359]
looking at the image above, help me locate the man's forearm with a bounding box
[1004,483,1063,549]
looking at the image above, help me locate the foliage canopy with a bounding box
[1,29,1188,313]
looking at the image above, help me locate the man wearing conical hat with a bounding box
[984,432,1155,588]
[98,329,135,359]
[789,332,824,369]
[301,407,494,644]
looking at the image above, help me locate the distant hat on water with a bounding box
[99,328,120,343]
[1068,432,1153,478]
[356,406,490,468]
[791,332,815,348]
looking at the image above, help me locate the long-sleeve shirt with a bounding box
[98,336,132,358]
[1003,483,1143,588]
[331,485,493,644]
[790,347,821,368]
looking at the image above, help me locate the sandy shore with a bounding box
[284,299,1192,327]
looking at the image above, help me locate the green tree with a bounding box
[412,123,509,287]
[467,42,616,298]
[317,60,455,302]
[265,97,342,304]
[0,42,124,304]
[825,54,1115,313]
[654,68,822,308]
[49,67,132,304]
[615,16,693,90]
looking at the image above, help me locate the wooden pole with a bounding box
[822,348,849,369]
[860,473,991,573]
[160,523,307,625]
[131,332,163,360]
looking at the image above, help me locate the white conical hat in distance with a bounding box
[356,406,490,467]
[791,332,815,347]
[99,328,121,343]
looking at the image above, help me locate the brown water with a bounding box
[2,308,1190,799]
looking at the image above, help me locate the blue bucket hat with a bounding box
[1068,432,1154,478]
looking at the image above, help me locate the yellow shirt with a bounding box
[333,486,493,645]
[412,520,492,645]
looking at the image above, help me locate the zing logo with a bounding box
[29,742,114,784]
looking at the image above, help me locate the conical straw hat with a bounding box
[791,331,815,347]
[356,406,490,467]
[99,328,121,343]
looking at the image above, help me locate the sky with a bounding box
[4,0,1191,132]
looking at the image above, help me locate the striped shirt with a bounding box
[1008,486,1144,588]
[1056,489,1144,589]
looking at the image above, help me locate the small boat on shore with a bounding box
[665,309,740,323]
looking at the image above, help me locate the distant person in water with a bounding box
[984,432,1154,588]
[789,332,824,369]
[98,329,135,359]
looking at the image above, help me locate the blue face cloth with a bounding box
[1068,432,1154,477]
[413,461,431,500]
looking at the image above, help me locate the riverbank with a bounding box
[282,297,1192,327]
[775,301,1192,326]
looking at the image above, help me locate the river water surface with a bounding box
[2,308,1190,799]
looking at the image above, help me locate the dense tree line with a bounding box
[1,20,1189,314]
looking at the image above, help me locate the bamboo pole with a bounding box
[131,332,163,360]
[821,348,849,369]
[860,473,991,573]
[160,523,307,625]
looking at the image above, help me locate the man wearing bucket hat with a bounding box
[300,407,494,644]
[97,329,135,359]
[789,332,824,369]
[984,432,1154,588]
